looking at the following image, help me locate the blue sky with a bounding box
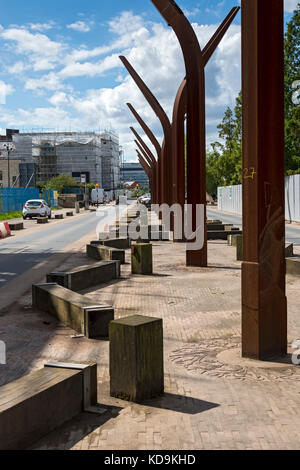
[0,0,298,161]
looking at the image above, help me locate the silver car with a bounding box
[23,199,52,219]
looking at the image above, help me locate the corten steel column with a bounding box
[151,1,240,266]
[241,0,287,359]
[130,127,157,203]
[120,56,172,207]
[134,139,157,202]
[172,78,187,241]
[137,152,153,194]
[127,103,162,205]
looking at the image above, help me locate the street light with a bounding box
[3,144,15,188]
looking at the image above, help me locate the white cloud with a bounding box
[0,81,14,104]
[48,91,69,106]
[284,0,299,12]
[25,72,65,92]
[0,10,243,159]
[29,22,55,32]
[67,21,92,33]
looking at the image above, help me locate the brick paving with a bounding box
[1,206,300,450]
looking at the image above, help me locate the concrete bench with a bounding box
[55,214,64,220]
[47,260,120,291]
[91,238,131,250]
[8,222,24,231]
[37,218,48,224]
[286,257,300,276]
[207,229,242,240]
[0,362,97,450]
[207,223,233,231]
[87,244,125,264]
[32,283,114,338]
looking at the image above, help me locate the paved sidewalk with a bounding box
[1,211,300,450]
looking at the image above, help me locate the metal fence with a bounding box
[0,188,39,213]
[218,174,300,222]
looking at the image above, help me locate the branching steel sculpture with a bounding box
[151,1,240,265]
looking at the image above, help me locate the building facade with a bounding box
[0,129,121,190]
[121,162,149,188]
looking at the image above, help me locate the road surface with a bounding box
[0,204,127,290]
[207,208,300,245]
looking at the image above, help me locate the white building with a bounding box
[0,129,121,190]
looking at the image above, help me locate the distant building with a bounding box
[0,129,121,190]
[121,163,149,188]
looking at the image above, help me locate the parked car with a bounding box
[23,200,52,219]
[138,193,151,203]
[141,197,151,208]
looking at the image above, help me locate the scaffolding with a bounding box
[3,130,121,189]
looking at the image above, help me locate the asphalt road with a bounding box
[0,204,126,289]
[207,208,300,245]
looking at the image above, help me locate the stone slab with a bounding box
[208,230,242,240]
[0,363,97,450]
[87,244,125,264]
[47,260,120,291]
[32,283,114,338]
[8,222,24,231]
[286,257,300,277]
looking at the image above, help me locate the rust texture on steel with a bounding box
[127,103,162,204]
[120,56,172,206]
[130,127,156,167]
[241,0,287,359]
[130,126,157,202]
[137,151,153,195]
[151,0,240,266]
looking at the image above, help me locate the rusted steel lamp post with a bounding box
[241,0,287,359]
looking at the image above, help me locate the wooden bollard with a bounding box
[109,315,164,402]
[131,243,152,275]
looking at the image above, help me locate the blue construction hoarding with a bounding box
[0,188,39,213]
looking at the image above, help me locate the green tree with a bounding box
[206,92,243,194]
[284,3,300,173]
[46,174,79,193]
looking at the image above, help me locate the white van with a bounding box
[91,187,105,206]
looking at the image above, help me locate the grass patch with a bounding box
[0,211,23,221]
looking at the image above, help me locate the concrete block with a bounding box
[32,283,114,338]
[8,222,24,231]
[55,214,64,220]
[109,315,164,402]
[37,218,48,224]
[0,362,97,450]
[66,211,74,217]
[285,243,294,257]
[207,229,242,240]
[93,238,131,249]
[235,235,243,261]
[87,244,125,264]
[286,257,300,276]
[207,224,232,231]
[47,260,120,291]
[131,243,153,275]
